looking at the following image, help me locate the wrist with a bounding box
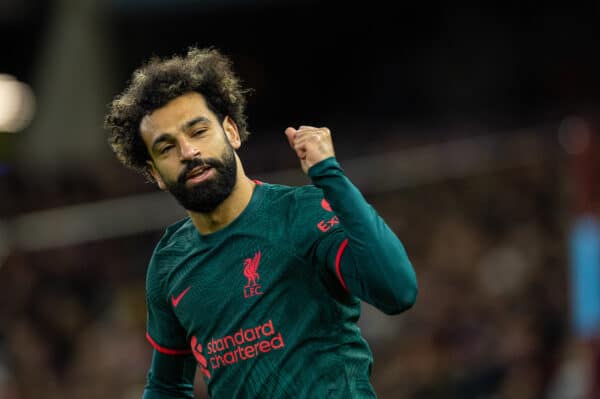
[308,157,341,179]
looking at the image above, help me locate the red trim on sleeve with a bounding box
[200,367,211,378]
[253,179,264,185]
[335,239,350,292]
[146,332,192,355]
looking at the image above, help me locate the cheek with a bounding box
[153,161,180,185]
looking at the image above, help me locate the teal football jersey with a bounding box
[145,180,377,398]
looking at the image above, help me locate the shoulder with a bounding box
[146,218,195,289]
[152,217,195,257]
[260,181,336,239]
[260,181,325,212]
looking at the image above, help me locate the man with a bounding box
[104,47,417,398]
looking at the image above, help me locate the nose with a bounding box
[179,136,200,161]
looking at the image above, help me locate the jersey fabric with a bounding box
[143,157,417,399]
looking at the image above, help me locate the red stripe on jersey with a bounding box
[200,367,211,378]
[335,239,349,292]
[146,332,192,355]
[253,179,264,185]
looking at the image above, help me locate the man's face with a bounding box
[139,92,241,213]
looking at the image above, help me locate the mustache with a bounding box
[177,157,223,184]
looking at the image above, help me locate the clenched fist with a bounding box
[285,125,336,174]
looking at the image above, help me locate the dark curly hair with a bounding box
[104,47,250,181]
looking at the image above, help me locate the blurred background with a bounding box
[1,0,599,398]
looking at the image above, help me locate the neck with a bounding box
[188,157,255,235]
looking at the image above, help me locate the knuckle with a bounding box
[308,134,321,142]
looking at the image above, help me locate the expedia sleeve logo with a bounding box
[191,320,286,376]
[317,198,339,232]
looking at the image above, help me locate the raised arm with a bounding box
[285,126,417,315]
[309,157,417,314]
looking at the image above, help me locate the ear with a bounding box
[222,116,241,150]
[146,160,167,190]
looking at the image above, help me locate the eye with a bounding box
[159,145,174,154]
[192,129,207,137]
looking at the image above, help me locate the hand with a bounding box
[285,125,335,174]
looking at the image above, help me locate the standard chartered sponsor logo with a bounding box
[205,320,285,369]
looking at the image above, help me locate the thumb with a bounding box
[284,127,297,148]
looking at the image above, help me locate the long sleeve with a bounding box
[309,157,418,315]
[144,240,199,399]
[143,350,197,399]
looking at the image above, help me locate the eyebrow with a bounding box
[151,116,212,150]
[181,116,211,130]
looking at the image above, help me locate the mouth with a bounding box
[185,166,214,185]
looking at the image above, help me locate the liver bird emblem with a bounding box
[243,251,261,287]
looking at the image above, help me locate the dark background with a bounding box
[0,1,598,398]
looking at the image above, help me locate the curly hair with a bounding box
[104,47,250,181]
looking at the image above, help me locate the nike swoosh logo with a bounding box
[171,286,191,307]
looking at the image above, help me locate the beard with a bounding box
[163,141,238,213]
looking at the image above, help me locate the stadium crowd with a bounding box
[0,143,588,398]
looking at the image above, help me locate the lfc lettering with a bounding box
[244,285,262,298]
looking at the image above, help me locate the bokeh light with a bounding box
[558,115,591,155]
[0,74,35,133]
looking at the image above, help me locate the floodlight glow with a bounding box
[0,74,36,133]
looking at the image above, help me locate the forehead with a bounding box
[139,92,214,138]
